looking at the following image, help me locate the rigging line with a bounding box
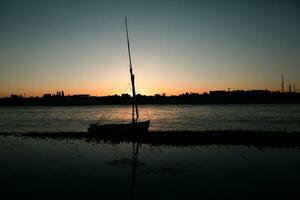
[94,82,131,125]
[136,86,151,120]
[125,16,139,122]
[121,82,131,94]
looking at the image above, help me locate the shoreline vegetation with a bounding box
[1,130,300,148]
[1,90,300,106]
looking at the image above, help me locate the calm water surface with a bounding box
[0,104,300,132]
[0,135,299,199]
[1,105,300,198]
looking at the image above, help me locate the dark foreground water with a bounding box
[1,105,300,199]
[0,135,299,199]
[1,104,300,132]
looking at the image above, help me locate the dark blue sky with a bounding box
[0,0,299,96]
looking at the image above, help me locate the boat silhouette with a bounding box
[88,17,150,134]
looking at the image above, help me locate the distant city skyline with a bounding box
[4,86,299,98]
[0,0,299,97]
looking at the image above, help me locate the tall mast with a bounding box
[125,17,139,122]
[281,73,284,93]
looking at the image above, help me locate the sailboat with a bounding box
[88,17,150,134]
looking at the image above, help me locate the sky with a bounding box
[0,0,299,97]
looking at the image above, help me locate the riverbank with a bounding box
[2,130,300,147]
[2,90,300,106]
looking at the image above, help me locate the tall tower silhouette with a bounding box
[294,84,296,93]
[281,73,284,93]
[289,83,292,93]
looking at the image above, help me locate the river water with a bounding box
[0,135,299,199]
[1,105,300,198]
[0,104,300,132]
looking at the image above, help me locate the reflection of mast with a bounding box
[125,17,139,123]
[130,142,140,197]
[281,73,284,93]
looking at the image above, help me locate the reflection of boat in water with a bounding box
[88,17,150,134]
[130,142,140,197]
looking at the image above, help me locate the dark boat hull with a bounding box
[88,120,150,135]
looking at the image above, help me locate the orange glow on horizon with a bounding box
[1,85,282,98]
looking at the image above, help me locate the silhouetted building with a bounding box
[72,94,90,98]
[209,90,226,96]
[121,93,130,98]
[289,83,292,93]
[10,94,22,99]
[51,91,65,98]
[43,94,51,98]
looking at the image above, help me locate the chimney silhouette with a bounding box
[281,73,284,93]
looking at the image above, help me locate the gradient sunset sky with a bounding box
[0,0,299,97]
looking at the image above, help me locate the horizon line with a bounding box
[1,89,297,98]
